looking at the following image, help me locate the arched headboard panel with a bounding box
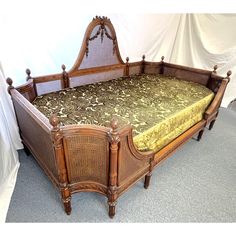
[69,16,124,73]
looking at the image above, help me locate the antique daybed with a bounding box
[6,16,231,218]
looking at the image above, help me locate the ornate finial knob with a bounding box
[26,68,31,76]
[126,57,129,63]
[6,77,14,94]
[110,118,118,131]
[142,55,145,61]
[227,70,232,77]
[6,77,13,86]
[161,56,164,62]
[49,114,60,129]
[61,64,66,71]
[25,68,32,81]
[213,65,218,73]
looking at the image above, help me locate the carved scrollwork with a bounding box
[85,16,117,57]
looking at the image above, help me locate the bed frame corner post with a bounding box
[125,57,130,77]
[25,68,38,98]
[140,55,146,74]
[61,64,69,89]
[6,77,14,95]
[160,56,165,74]
[107,118,120,218]
[50,114,71,215]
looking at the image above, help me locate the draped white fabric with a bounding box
[0,64,22,222]
[1,13,235,106]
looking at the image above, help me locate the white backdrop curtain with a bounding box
[0,12,235,106]
[0,63,23,222]
[0,4,236,222]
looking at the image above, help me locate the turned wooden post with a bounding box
[6,77,14,94]
[125,57,130,77]
[213,65,218,74]
[26,68,32,81]
[25,68,38,97]
[61,64,69,89]
[160,56,165,74]
[141,55,145,74]
[49,114,71,215]
[107,118,120,218]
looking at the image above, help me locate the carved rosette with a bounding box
[86,16,117,57]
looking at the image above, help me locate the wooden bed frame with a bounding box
[6,16,231,218]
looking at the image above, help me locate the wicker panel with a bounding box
[12,97,58,180]
[164,66,209,85]
[129,65,141,75]
[118,135,149,187]
[36,80,62,95]
[79,25,120,69]
[144,64,161,74]
[63,133,109,185]
[70,68,124,87]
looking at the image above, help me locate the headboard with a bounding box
[69,16,124,71]
[16,16,146,97]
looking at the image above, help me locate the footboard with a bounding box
[58,118,154,218]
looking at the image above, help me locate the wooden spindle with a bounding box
[6,77,14,94]
[26,68,32,81]
[125,57,129,77]
[141,55,145,74]
[107,117,120,218]
[160,56,165,74]
[61,64,69,89]
[49,114,71,215]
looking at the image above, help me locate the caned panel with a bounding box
[79,25,120,69]
[163,66,210,85]
[63,134,109,185]
[12,96,58,180]
[129,65,141,75]
[144,64,161,74]
[70,68,124,87]
[36,80,62,95]
[118,135,149,187]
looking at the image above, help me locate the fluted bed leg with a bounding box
[61,188,71,215]
[197,129,204,141]
[209,120,216,130]
[144,173,152,189]
[108,200,117,219]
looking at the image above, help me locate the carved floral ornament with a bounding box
[85,16,117,57]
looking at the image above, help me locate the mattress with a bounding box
[33,74,214,152]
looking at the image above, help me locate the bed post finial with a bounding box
[49,114,60,130]
[226,70,232,82]
[125,57,130,77]
[108,117,120,218]
[6,77,14,94]
[61,64,69,89]
[141,54,146,74]
[160,56,165,74]
[213,65,218,74]
[26,68,32,81]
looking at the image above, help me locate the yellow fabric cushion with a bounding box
[133,93,213,152]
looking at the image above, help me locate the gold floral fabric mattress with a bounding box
[33,74,214,152]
